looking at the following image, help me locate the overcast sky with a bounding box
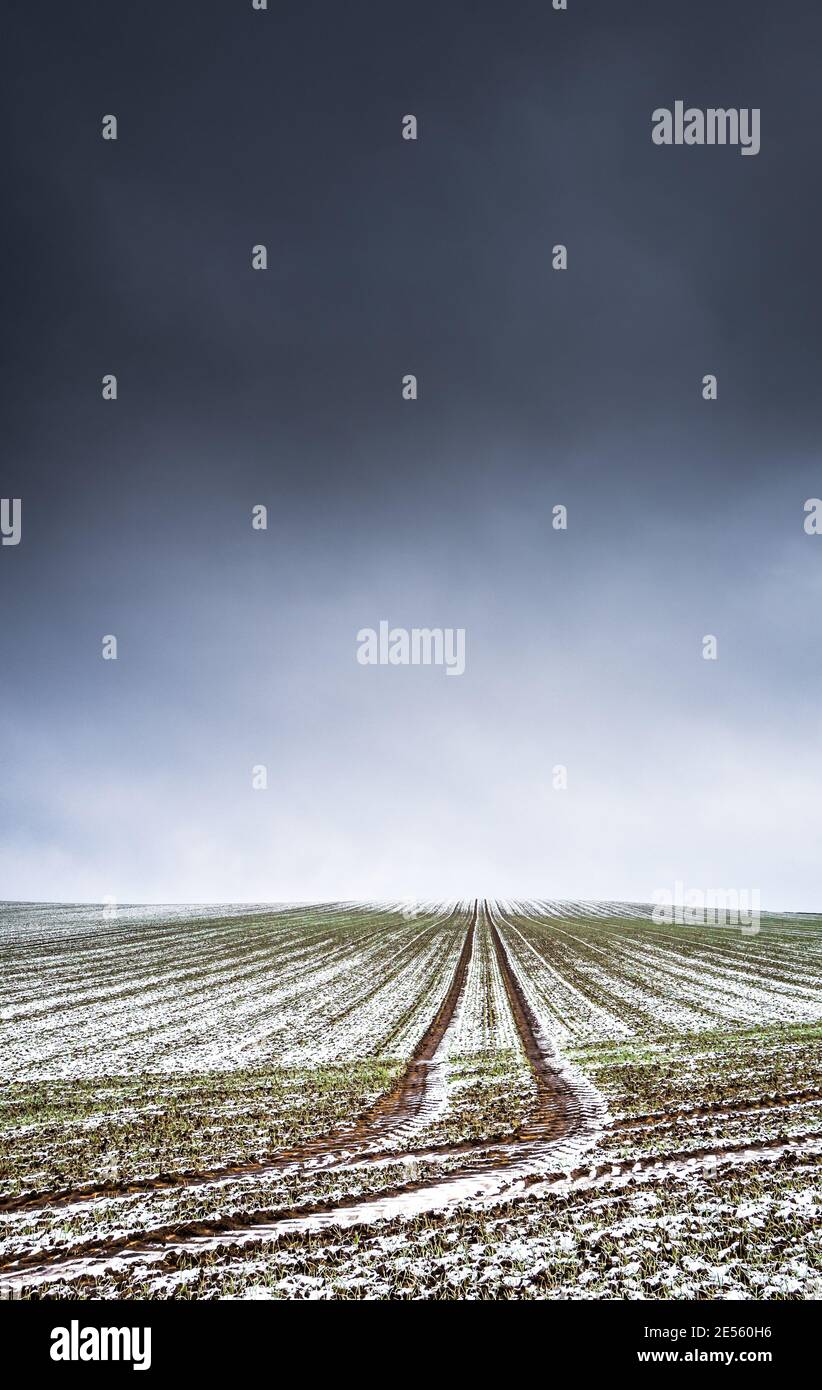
[2,0,821,908]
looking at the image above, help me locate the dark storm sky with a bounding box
[2,0,821,906]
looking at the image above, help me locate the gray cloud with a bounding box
[3,0,821,908]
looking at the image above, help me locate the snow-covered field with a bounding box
[1,899,821,1299]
